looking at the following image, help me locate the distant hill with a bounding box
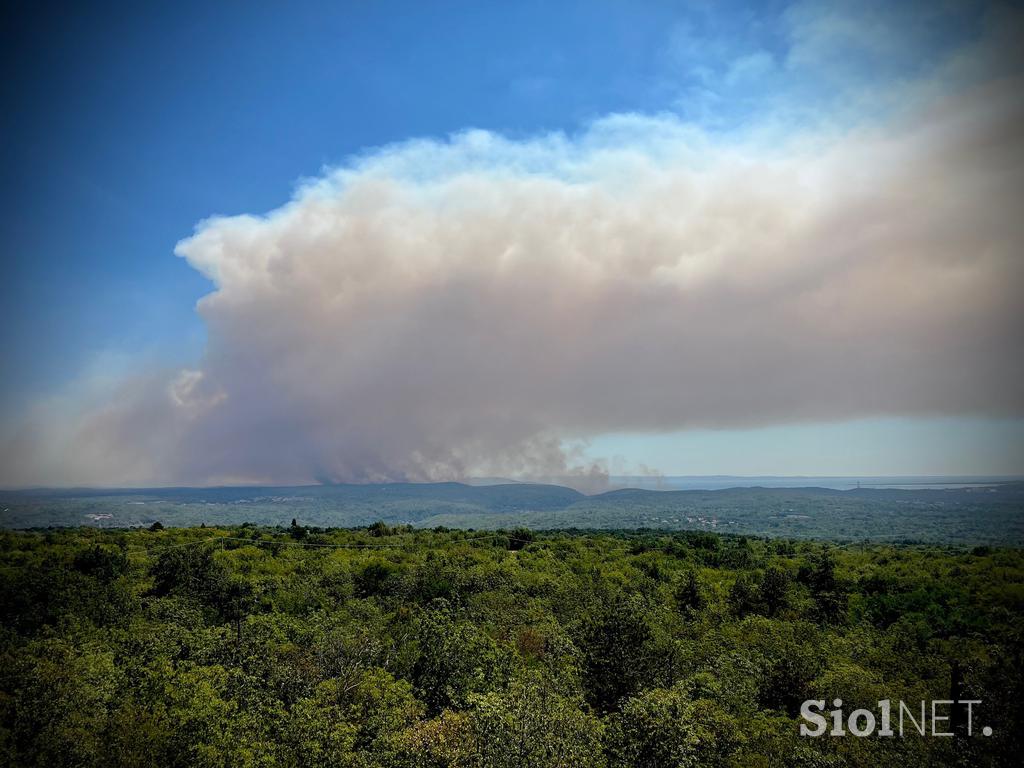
[2,481,1023,545]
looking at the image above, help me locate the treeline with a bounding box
[1,525,1022,766]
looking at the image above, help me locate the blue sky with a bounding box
[1,0,709,396]
[1,0,1022,484]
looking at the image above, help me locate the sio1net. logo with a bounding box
[800,699,993,738]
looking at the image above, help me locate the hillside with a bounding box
[3,481,1024,545]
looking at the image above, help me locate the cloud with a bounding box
[2,6,1022,488]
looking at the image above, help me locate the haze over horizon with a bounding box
[2,0,1023,487]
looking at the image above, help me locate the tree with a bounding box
[468,672,604,768]
[606,684,738,768]
[674,570,705,615]
[290,518,307,540]
[355,560,399,598]
[758,566,790,617]
[728,573,760,617]
[72,545,128,583]
[213,577,255,643]
[413,600,511,713]
[800,551,848,625]
[506,528,534,551]
[579,595,655,713]
[149,542,227,606]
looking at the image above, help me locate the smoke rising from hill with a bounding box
[2,59,1023,487]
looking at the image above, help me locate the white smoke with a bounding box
[2,24,1023,488]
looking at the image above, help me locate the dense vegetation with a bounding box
[4,481,1024,545]
[1,524,1022,766]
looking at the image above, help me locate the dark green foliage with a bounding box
[506,527,534,550]
[289,517,307,539]
[606,684,737,768]
[413,599,511,713]
[0,526,1022,767]
[673,569,705,614]
[580,594,657,712]
[355,560,399,598]
[72,545,127,582]
[149,543,225,600]
[801,551,849,625]
[729,573,761,617]
[759,565,791,617]
[468,671,603,767]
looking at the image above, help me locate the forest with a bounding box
[1,523,1022,767]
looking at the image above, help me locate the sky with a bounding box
[1,0,1022,486]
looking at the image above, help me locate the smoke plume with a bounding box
[2,45,1023,488]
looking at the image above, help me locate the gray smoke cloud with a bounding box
[2,32,1023,488]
